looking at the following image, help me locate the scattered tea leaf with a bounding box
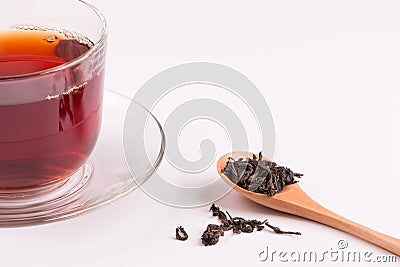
[176,226,189,241]
[201,224,225,246]
[264,222,301,235]
[200,204,301,246]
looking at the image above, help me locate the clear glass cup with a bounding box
[0,0,107,197]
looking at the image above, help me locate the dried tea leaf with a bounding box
[201,204,301,246]
[201,224,224,246]
[223,152,303,196]
[176,226,189,241]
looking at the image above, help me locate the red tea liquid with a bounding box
[0,30,104,191]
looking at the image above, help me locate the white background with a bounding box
[1,0,400,266]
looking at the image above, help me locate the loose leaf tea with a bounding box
[210,203,231,230]
[225,211,267,233]
[264,222,301,235]
[222,152,303,196]
[201,224,225,246]
[176,226,189,241]
[200,204,301,246]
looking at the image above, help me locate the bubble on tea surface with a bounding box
[44,35,58,43]
[12,24,94,48]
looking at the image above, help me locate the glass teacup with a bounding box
[0,0,107,197]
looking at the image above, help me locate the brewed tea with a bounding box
[0,29,104,191]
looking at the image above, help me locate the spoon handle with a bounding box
[278,187,400,256]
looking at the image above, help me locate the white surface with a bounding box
[2,0,400,266]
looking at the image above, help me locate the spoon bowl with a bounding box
[217,151,400,256]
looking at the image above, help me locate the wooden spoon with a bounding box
[217,151,400,256]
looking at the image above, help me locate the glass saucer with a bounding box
[0,90,165,227]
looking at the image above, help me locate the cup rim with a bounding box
[0,0,107,81]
